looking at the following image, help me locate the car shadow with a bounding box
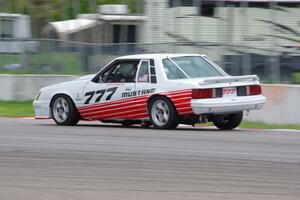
[38,121,243,132]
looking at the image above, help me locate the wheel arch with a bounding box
[146,94,179,129]
[147,94,177,114]
[49,93,79,118]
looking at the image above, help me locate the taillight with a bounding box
[249,85,261,95]
[192,89,213,99]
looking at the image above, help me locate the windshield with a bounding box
[163,56,223,79]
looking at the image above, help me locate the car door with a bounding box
[79,59,140,120]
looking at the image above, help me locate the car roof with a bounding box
[117,53,205,60]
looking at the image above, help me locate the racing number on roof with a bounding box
[84,87,117,104]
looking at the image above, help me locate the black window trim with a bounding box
[165,57,190,79]
[136,59,151,83]
[150,59,155,66]
[92,59,141,83]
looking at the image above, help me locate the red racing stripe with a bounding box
[78,89,193,120]
[161,89,191,95]
[172,98,191,104]
[78,95,148,111]
[81,103,147,118]
[168,91,192,114]
[80,98,147,114]
[92,108,148,120]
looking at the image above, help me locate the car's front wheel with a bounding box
[149,97,178,129]
[212,112,243,130]
[51,95,80,126]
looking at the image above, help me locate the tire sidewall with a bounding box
[148,96,178,129]
[212,111,243,130]
[51,94,79,126]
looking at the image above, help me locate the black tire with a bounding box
[51,94,80,126]
[212,111,243,130]
[148,96,178,129]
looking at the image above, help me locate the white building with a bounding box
[42,5,146,44]
[0,13,35,53]
[142,0,300,57]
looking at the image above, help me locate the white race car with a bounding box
[33,54,266,130]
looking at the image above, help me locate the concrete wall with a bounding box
[0,74,78,101]
[0,75,299,125]
[245,84,300,125]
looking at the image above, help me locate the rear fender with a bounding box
[148,89,193,116]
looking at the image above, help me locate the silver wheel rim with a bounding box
[53,97,69,123]
[151,100,170,127]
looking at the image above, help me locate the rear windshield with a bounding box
[163,56,223,79]
[162,58,187,80]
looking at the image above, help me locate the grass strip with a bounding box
[0,101,34,117]
[240,121,300,130]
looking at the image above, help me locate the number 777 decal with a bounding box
[84,87,117,104]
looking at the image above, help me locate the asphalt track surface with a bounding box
[0,118,300,200]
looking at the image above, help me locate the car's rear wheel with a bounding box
[51,95,80,126]
[149,97,178,129]
[212,111,243,130]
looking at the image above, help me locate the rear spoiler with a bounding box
[199,75,260,85]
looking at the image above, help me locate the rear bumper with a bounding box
[191,95,266,114]
[33,100,50,119]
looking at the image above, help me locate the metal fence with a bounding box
[1,0,300,83]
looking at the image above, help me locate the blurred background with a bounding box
[1,0,300,84]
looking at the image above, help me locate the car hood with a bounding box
[41,75,93,92]
[77,74,96,81]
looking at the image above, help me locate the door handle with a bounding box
[125,87,132,91]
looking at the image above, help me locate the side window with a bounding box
[105,61,139,83]
[162,59,187,80]
[0,19,13,38]
[137,61,150,82]
[98,67,112,83]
